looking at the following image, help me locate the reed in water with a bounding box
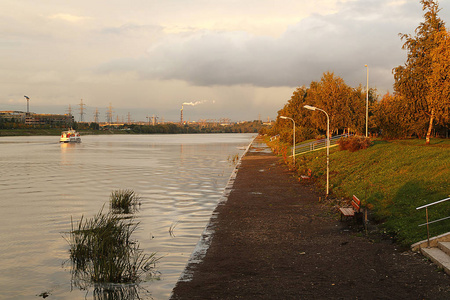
[66,207,159,285]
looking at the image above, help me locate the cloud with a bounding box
[98,0,424,92]
[3,0,450,122]
[48,13,90,23]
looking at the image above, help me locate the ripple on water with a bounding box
[0,133,255,299]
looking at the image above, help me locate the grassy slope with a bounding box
[289,138,449,247]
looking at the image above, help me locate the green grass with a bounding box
[283,138,450,247]
[110,189,140,214]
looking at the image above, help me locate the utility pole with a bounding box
[66,104,73,126]
[93,108,99,123]
[106,103,113,124]
[79,99,86,122]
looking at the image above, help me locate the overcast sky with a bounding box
[2,0,450,123]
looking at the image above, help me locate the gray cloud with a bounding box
[99,0,436,92]
[4,0,450,122]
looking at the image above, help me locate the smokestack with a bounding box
[24,95,30,114]
[180,105,183,125]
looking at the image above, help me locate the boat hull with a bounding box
[60,129,81,143]
[59,137,81,143]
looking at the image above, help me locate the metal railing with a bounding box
[416,197,450,248]
[293,133,352,156]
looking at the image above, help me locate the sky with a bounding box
[2,0,450,123]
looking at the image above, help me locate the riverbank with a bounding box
[268,137,450,247]
[170,136,450,299]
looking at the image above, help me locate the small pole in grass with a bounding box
[364,209,368,236]
[426,207,430,248]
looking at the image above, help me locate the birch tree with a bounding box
[393,0,447,143]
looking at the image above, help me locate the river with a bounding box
[0,133,255,299]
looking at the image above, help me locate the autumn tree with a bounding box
[373,92,415,138]
[277,85,309,127]
[393,0,447,143]
[273,72,374,144]
[427,30,450,131]
[306,72,366,135]
[275,86,316,143]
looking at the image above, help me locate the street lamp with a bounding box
[303,105,330,196]
[280,116,295,167]
[365,65,369,137]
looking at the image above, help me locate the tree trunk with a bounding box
[426,108,435,145]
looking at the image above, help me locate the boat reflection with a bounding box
[60,142,77,165]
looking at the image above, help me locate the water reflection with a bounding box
[91,284,152,300]
[70,270,155,300]
[60,142,77,165]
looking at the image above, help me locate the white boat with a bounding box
[60,129,81,143]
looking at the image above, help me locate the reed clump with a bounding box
[110,189,140,214]
[67,208,159,285]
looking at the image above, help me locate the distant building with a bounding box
[0,111,26,123]
[0,111,74,126]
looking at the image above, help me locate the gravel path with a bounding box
[171,138,450,299]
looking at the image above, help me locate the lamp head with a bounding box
[279,116,287,119]
[303,105,316,111]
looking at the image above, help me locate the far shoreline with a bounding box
[0,128,260,137]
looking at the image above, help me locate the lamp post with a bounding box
[365,65,369,137]
[303,105,329,196]
[280,116,295,167]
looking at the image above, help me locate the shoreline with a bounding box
[172,136,256,286]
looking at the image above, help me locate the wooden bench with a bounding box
[300,169,312,180]
[339,195,361,221]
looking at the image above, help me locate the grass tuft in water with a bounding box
[66,208,159,285]
[110,189,140,214]
[227,153,240,166]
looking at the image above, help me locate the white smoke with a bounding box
[182,100,205,106]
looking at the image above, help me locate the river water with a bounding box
[0,133,255,299]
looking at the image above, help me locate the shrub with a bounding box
[338,136,372,152]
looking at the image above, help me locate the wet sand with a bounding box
[171,137,450,299]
